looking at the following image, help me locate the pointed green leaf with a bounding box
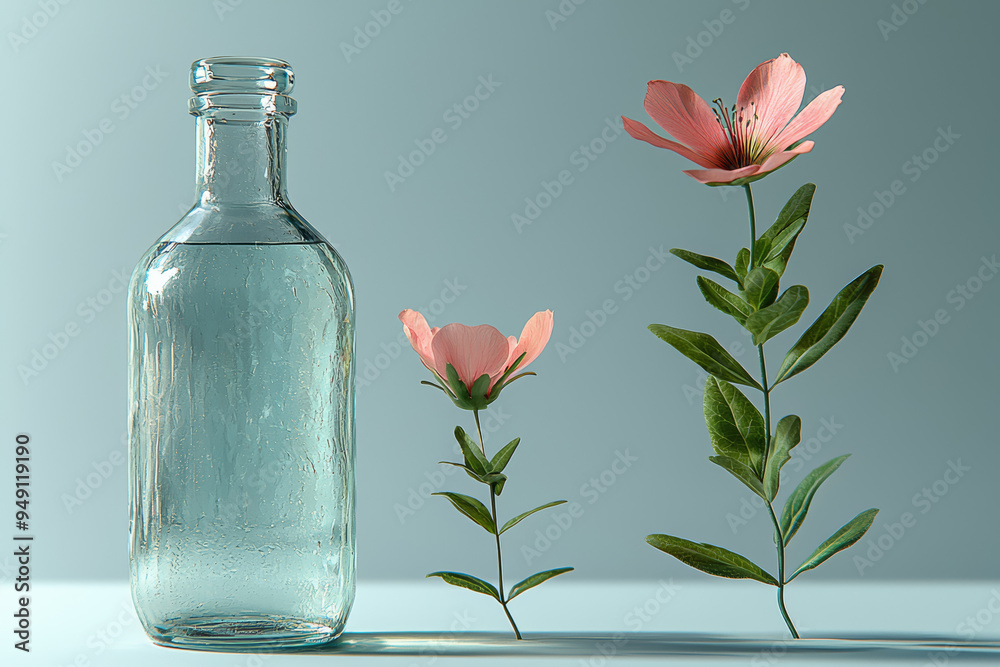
[646,534,778,585]
[761,184,815,244]
[764,218,806,277]
[761,184,814,276]
[492,372,536,404]
[438,461,508,489]
[490,438,521,473]
[670,248,743,288]
[433,492,496,534]
[490,352,525,396]
[421,380,451,396]
[455,426,490,476]
[775,266,884,384]
[780,455,850,546]
[697,276,752,325]
[742,268,780,310]
[469,373,491,402]
[709,455,767,500]
[480,471,507,486]
[788,509,879,582]
[508,567,574,601]
[752,237,773,267]
[764,416,801,501]
[745,286,809,345]
[493,477,507,496]
[445,363,467,398]
[648,325,762,391]
[703,377,766,476]
[499,500,567,535]
[427,571,500,601]
[735,248,750,285]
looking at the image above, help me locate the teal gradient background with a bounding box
[1,0,997,590]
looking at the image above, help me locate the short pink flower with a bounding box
[622,53,844,186]
[400,310,553,400]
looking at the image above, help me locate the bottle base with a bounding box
[147,614,343,651]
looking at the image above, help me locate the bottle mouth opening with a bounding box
[189,57,296,119]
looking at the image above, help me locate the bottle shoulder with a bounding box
[160,203,327,245]
[130,204,354,309]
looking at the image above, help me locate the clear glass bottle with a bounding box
[127,57,356,650]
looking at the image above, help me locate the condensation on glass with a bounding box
[127,57,356,650]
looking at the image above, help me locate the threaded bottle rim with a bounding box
[189,56,296,119]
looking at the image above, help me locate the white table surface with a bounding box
[6,580,1000,665]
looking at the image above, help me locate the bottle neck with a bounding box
[195,116,289,205]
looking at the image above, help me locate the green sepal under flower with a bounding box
[424,355,535,411]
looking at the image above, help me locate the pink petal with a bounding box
[430,323,510,390]
[399,309,436,371]
[506,310,554,377]
[623,116,720,169]
[643,80,729,160]
[772,86,844,150]
[736,54,806,145]
[682,164,763,185]
[759,141,813,171]
[683,141,814,185]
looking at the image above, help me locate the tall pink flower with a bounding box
[399,309,553,410]
[622,53,843,186]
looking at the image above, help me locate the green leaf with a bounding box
[443,365,494,410]
[499,500,567,535]
[735,248,750,285]
[490,438,520,473]
[787,509,879,582]
[480,471,508,487]
[697,277,752,325]
[489,352,525,397]
[774,265,884,384]
[433,492,496,534]
[760,184,814,275]
[745,286,810,346]
[780,455,850,546]
[763,416,801,501]
[648,325,762,391]
[646,534,778,585]
[444,363,467,398]
[752,237,773,267]
[703,377,766,476]
[469,373,491,402]
[421,379,451,396]
[709,455,767,500]
[508,567,574,601]
[438,461,508,489]
[670,248,743,288]
[763,218,806,276]
[454,426,490,476]
[742,267,780,310]
[761,184,815,245]
[427,571,500,601]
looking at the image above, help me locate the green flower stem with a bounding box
[473,410,522,640]
[745,182,800,640]
[758,345,772,465]
[745,184,757,267]
[766,502,799,639]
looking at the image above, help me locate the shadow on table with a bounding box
[291,632,1000,660]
